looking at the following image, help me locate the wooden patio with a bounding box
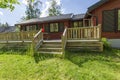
[0,24,103,54]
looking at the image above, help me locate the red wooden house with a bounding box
[16,14,86,40]
[11,0,120,53]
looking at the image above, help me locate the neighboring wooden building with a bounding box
[16,14,86,40]
[86,0,120,48]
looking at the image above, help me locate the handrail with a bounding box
[0,31,37,41]
[34,30,42,39]
[67,24,101,40]
[32,29,43,51]
[61,27,67,54]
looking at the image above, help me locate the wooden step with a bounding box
[38,51,63,54]
[67,46,101,51]
[43,42,61,45]
[41,44,61,48]
[66,41,103,52]
[67,42,102,47]
[39,48,62,52]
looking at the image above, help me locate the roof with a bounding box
[16,13,85,25]
[0,26,16,33]
[72,14,85,20]
[16,13,73,25]
[88,0,109,12]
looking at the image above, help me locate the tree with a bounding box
[0,0,19,11]
[48,0,62,16]
[22,0,42,20]
[0,22,9,27]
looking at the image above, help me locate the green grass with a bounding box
[0,49,120,80]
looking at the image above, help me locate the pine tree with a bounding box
[22,0,42,20]
[48,0,62,16]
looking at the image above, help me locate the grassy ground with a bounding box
[0,49,120,80]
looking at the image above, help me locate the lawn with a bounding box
[0,49,120,80]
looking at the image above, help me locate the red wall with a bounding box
[43,32,63,40]
[91,0,120,39]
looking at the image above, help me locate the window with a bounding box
[59,23,64,32]
[118,10,120,30]
[78,21,83,27]
[26,26,29,31]
[73,21,83,28]
[36,25,42,31]
[44,24,49,32]
[73,22,78,28]
[26,25,37,31]
[50,23,58,32]
[23,26,26,31]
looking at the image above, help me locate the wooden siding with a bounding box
[90,0,120,39]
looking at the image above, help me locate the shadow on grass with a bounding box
[0,43,30,55]
[34,53,64,63]
[64,49,120,67]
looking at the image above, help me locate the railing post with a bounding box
[32,29,43,54]
[98,24,101,41]
[6,33,8,43]
[32,38,35,55]
[61,27,67,54]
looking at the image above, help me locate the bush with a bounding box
[101,38,111,50]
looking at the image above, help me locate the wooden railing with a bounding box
[67,24,101,40]
[0,31,37,41]
[33,29,43,51]
[61,27,67,53]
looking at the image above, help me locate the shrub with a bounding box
[101,38,111,50]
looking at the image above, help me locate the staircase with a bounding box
[38,40,63,54]
[66,40,103,51]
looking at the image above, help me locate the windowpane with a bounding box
[79,21,83,27]
[32,25,35,31]
[118,10,120,30]
[59,23,64,32]
[50,24,54,32]
[22,26,26,31]
[29,26,32,31]
[26,26,29,31]
[50,23,58,32]
[54,23,58,32]
[73,22,78,27]
[73,21,83,28]
[37,25,42,30]
[44,24,49,32]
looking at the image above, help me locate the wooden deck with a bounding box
[0,24,103,54]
